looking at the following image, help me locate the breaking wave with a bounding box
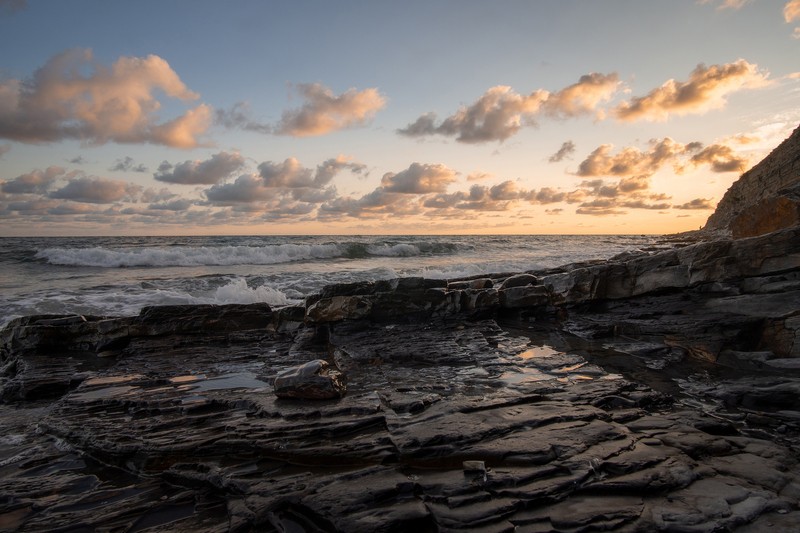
[35,241,463,268]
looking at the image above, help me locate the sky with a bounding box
[0,0,799,236]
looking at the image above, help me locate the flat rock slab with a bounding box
[1,317,799,531]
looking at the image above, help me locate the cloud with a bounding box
[110,156,148,173]
[529,187,568,204]
[69,155,88,165]
[2,166,69,194]
[549,140,576,162]
[575,199,625,216]
[204,156,361,207]
[398,85,546,142]
[317,162,458,219]
[786,0,800,36]
[541,73,620,119]
[675,198,715,209]
[141,187,177,203]
[148,198,193,211]
[155,151,245,185]
[576,138,688,178]
[205,174,275,204]
[0,48,210,147]
[576,137,746,179]
[700,0,750,10]
[380,163,458,194]
[319,188,422,220]
[398,73,618,143]
[466,172,493,181]
[275,83,386,136]
[49,176,142,203]
[689,144,749,172]
[0,143,10,158]
[259,155,365,189]
[615,60,769,121]
[313,156,367,185]
[214,102,272,134]
[785,0,800,21]
[619,199,672,210]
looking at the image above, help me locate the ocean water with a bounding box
[0,235,657,328]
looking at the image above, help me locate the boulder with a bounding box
[306,295,372,323]
[448,278,493,290]
[273,359,346,400]
[499,285,549,308]
[499,273,538,290]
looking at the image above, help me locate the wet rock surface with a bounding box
[273,359,347,400]
[2,297,800,531]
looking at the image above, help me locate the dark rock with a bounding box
[498,273,538,290]
[135,302,272,336]
[448,277,493,290]
[273,359,347,400]
[499,285,549,309]
[306,295,373,323]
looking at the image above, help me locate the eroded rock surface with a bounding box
[273,359,347,400]
[1,299,799,531]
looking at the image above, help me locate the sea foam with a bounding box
[35,241,459,267]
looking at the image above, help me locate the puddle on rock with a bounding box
[83,374,143,387]
[516,345,562,359]
[169,375,206,384]
[499,368,553,385]
[192,372,269,392]
[69,371,269,403]
[70,385,139,401]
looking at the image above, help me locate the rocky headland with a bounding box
[1,125,800,532]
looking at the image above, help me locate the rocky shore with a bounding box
[1,125,799,532]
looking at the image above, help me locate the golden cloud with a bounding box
[615,60,769,122]
[785,0,800,22]
[576,137,747,179]
[398,73,619,143]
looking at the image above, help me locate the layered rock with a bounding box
[273,359,347,399]
[2,308,799,532]
[705,123,800,236]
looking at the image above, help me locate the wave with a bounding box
[209,278,292,306]
[35,241,463,268]
[0,278,297,329]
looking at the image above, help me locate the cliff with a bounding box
[704,123,800,237]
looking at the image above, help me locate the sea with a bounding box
[0,234,660,328]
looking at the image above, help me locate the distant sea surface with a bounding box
[0,235,658,328]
